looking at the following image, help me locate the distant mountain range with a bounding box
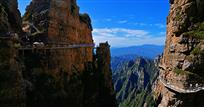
[110,45,162,106]
[111,45,164,59]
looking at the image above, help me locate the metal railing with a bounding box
[18,43,95,50]
[0,35,95,50]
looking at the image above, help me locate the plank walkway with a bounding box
[18,44,95,50]
[159,76,204,93]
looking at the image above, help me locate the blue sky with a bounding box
[18,0,169,47]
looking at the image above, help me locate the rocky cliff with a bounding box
[23,0,93,75]
[0,0,25,106]
[0,0,117,107]
[154,0,204,106]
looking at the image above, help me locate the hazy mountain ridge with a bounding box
[111,45,164,59]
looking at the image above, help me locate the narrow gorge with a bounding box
[1,0,204,107]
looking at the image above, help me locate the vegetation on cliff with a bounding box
[184,22,204,39]
[112,57,159,107]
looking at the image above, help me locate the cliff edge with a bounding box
[154,0,204,106]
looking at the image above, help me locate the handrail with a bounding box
[0,33,95,50]
[18,43,95,50]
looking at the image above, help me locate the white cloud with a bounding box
[134,22,147,26]
[93,28,166,47]
[133,22,166,29]
[93,28,149,38]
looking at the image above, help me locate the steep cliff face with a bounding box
[0,0,22,33]
[83,42,117,107]
[154,0,204,106]
[0,0,25,107]
[23,0,93,75]
[0,0,117,107]
[20,0,94,106]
